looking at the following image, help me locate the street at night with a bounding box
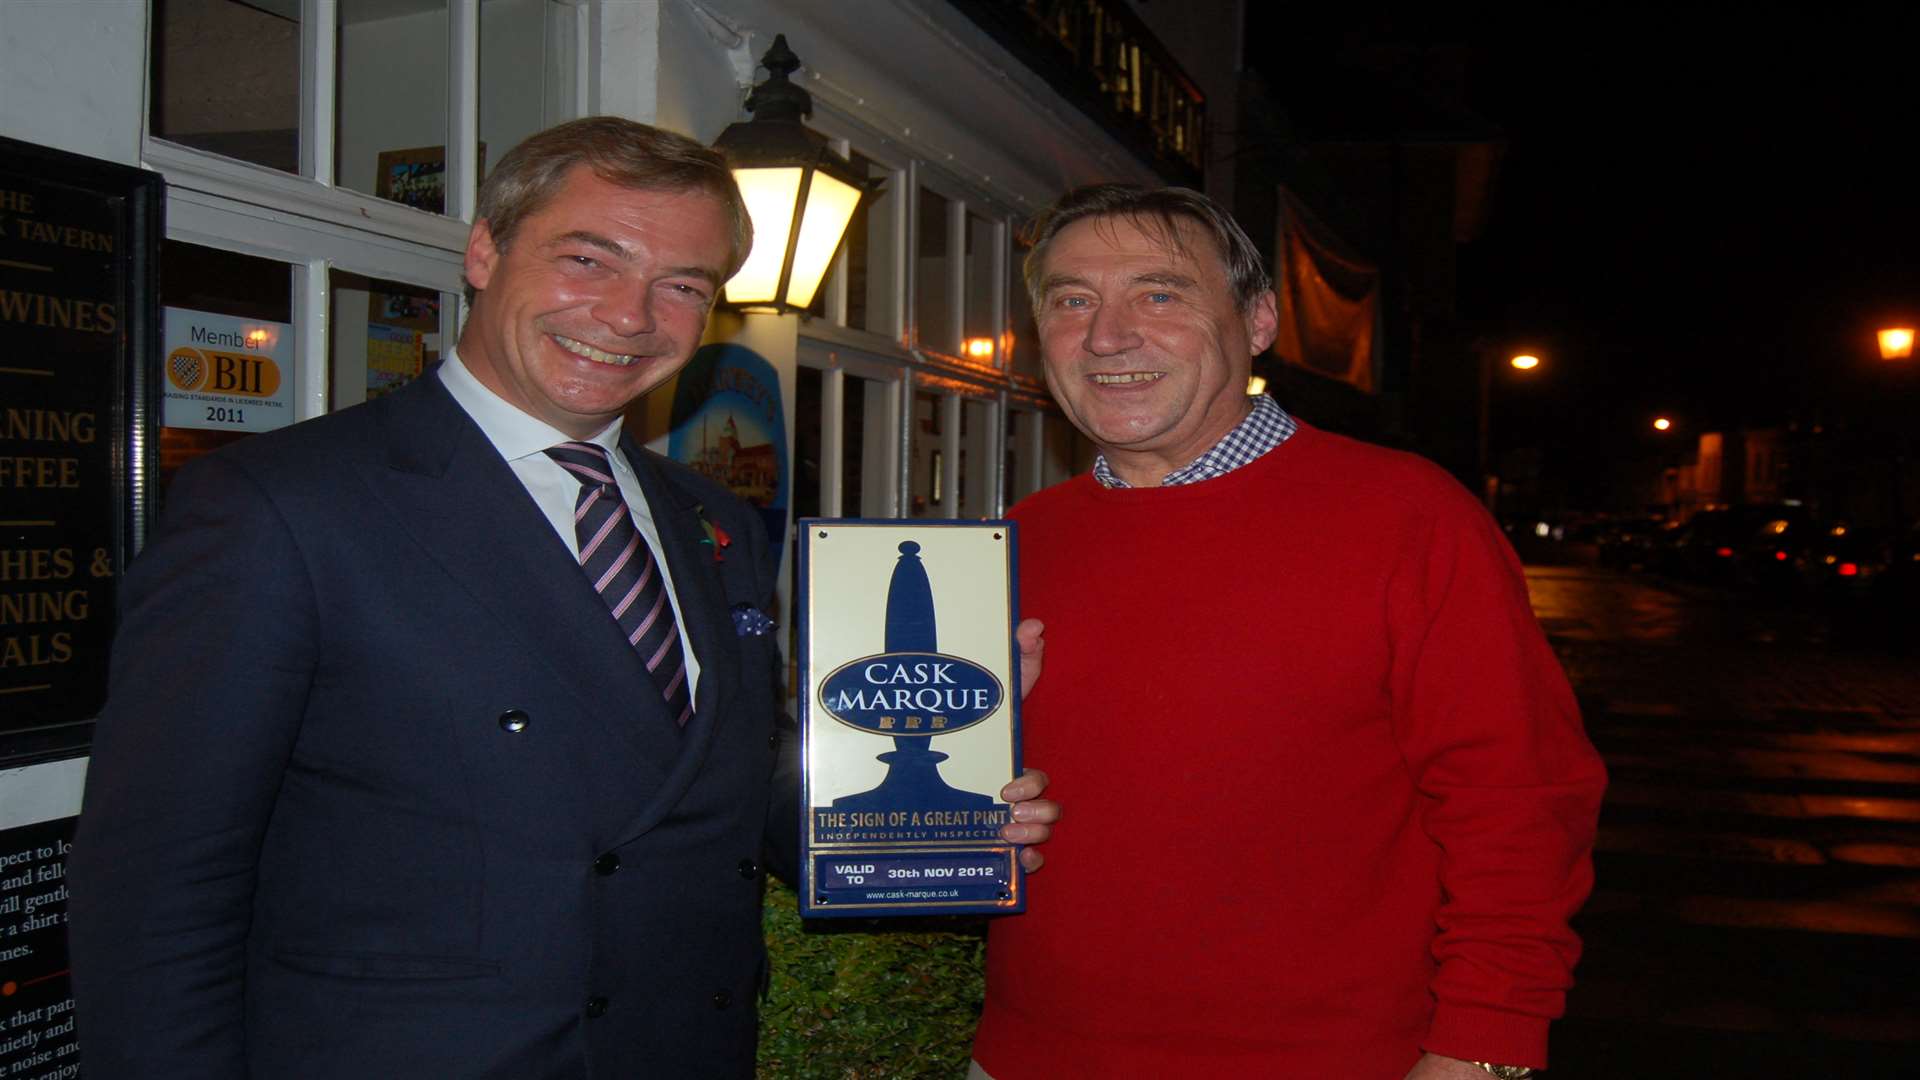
[1516,550,1920,1077]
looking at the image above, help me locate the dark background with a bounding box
[1245,9,1920,505]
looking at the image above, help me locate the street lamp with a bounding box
[1653,416,1672,432]
[712,35,879,313]
[1873,327,1917,530]
[1478,346,1543,510]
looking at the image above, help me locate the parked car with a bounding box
[1657,504,1811,583]
[1596,516,1667,569]
[1736,512,1821,592]
[1793,523,1891,601]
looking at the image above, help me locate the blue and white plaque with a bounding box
[797,520,1024,918]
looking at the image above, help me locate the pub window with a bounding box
[156,241,293,493]
[150,0,582,222]
[327,271,449,411]
[335,2,452,205]
[149,0,302,173]
[909,388,947,518]
[793,366,824,520]
[915,186,956,355]
[957,397,997,517]
[962,211,1002,365]
[1008,234,1042,381]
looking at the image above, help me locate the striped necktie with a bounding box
[544,442,692,727]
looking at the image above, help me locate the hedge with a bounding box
[757,879,988,1079]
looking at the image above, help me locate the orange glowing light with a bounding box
[1653,417,1672,431]
[1879,327,1915,360]
[962,337,995,361]
[1509,354,1541,370]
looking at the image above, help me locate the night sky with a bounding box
[1250,10,1920,474]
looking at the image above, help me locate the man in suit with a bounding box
[69,117,1055,1079]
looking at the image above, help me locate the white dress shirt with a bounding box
[437,351,700,698]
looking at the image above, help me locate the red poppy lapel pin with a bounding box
[695,505,732,563]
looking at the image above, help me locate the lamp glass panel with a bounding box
[784,170,863,310]
[725,167,803,304]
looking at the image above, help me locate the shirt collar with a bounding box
[1091,393,1298,489]
[437,349,625,462]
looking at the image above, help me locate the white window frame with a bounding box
[142,0,585,418]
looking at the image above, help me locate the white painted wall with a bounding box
[0,0,149,165]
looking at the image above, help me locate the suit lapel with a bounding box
[618,439,744,838]
[359,378,685,788]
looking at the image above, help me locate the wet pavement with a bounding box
[1523,555,1920,1077]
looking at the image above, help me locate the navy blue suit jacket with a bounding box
[69,372,798,1078]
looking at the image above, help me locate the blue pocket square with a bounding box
[731,604,776,637]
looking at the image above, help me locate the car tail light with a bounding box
[1839,563,1859,577]
[1715,546,1734,558]
[1773,550,1788,561]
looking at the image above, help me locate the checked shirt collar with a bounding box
[1091,393,1299,489]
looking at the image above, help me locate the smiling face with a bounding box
[457,165,734,438]
[1035,213,1278,486]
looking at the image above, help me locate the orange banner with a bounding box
[1273,190,1379,393]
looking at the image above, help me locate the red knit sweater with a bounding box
[975,424,1605,1078]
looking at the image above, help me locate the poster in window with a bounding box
[374,144,486,215]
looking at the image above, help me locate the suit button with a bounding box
[712,989,732,1009]
[593,853,621,876]
[585,996,608,1018]
[767,732,778,750]
[737,859,758,879]
[498,709,530,733]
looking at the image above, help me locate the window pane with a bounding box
[958,398,994,518]
[329,270,445,411]
[1009,237,1042,381]
[481,0,577,186]
[842,374,877,518]
[158,241,293,494]
[794,366,821,519]
[1007,409,1050,504]
[841,152,896,334]
[910,389,943,518]
[915,187,954,354]
[338,2,452,208]
[150,0,301,172]
[1043,413,1086,488]
[963,212,999,362]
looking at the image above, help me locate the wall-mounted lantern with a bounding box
[713,35,878,313]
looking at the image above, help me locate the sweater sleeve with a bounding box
[1385,482,1607,1069]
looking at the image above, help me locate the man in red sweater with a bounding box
[969,185,1606,1080]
